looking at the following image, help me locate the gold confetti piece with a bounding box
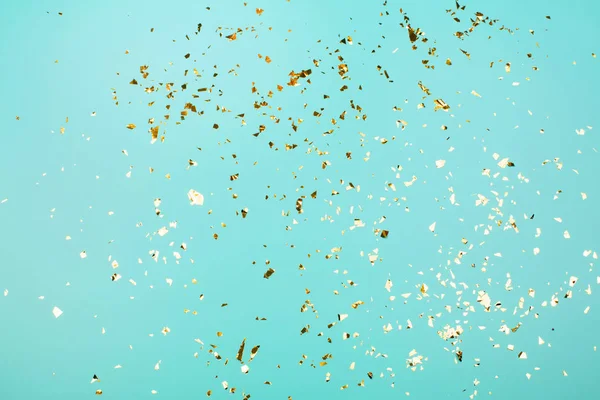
[250,345,260,361]
[407,26,419,43]
[126,124,136,130]
[150,126,159,143]
[263,268,275,279]
[236,339,246,362]
[433,99,450,112]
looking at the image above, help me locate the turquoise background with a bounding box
[1,0,599,398]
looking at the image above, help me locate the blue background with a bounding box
[1,0,599,398]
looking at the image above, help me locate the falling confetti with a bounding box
[2,1,600,399]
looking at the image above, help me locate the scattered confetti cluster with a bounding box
[1,0,600,399]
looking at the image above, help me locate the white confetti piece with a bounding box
[569,277,578,287]
[52,306,63,318]
[497,158,510,168]
[385,279,393,292]
[188,189,204,206]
